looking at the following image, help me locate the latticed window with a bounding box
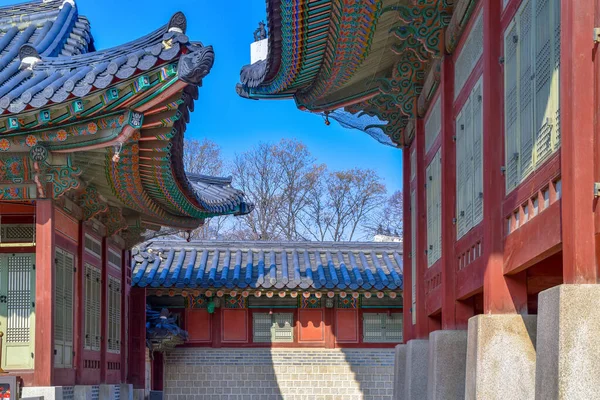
[84,264,101,351]
[426,150,442,266]
[0,254,35,370]
[84,234,102,258]
[108,248,122,271]
[456,78,484,239]
[362,313,403,343]
[107,276,121,353]
[504,0,561,192]
[252,312,294,343]
[55,248,74,368]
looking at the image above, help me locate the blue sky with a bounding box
[24,0,404,193]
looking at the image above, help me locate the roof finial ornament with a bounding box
[59,0,75,9]
[177,44,214,85]
[253,21,267,42]
[19,45,41,71]
[168,12,187,34]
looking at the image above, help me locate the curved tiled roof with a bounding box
[0,0,209,115]
[187,174,254,216]
[131,241,403,291]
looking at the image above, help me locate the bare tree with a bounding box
[183,138,223,177]
[272,139,322,240]
[182,138,229,240]
[231,142,284,240]
[364,190,403,239]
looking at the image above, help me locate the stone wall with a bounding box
[163,348,395,400]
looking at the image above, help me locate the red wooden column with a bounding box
[482,0,528,313]
[128,287,146,389]
[561,0,598,283]
[121,249,129,383]
[415,119,429,337]
[100,238,108,382]
[75,220,85,384]
[34,199,55,386]
[440,55,459,329]
[402,146,413,341]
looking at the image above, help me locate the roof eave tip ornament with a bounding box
[168,12,187,34]
[59,0,75,9]
[18,45,41,71]
[178,44,214,85]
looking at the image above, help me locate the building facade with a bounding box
[237,0,600,398]
[132,240,403,399]
[0,0,251,398]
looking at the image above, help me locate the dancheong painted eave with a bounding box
[0,0,253,244]
[131,240,403,292]
[236,0,478,148]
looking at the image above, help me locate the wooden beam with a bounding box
[402,146,414,341]
[561,0,598,283]
[127,287,146,389]
[482,0,528,313]
[34,198,55,386]
[440,53,460,329]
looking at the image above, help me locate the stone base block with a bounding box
[73,385,93,400]
[427,330,468,400]
[21,387,64,400]
[465,314,537,400]
[405,339,429,400]
[393,344,407,400]
[133,388,146,400]
[536,284,600,400]
[119,384,134,400]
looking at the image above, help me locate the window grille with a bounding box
[504,0,561,193]
[252,312,294,343]
[55,248,74,367]
[84,264,101,351]
[84,235,102,258]
[107,276,122,353]
[363,313,403,343]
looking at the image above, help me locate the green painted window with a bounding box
[426,149,442,266]
[84,264,101,351]
[107,276,121,353]
[504,0,561,193]
[252,312,294,343]
[362,312,403,343]
[0,253,35,370]
[456,77,484,239]
[55,248,74,368]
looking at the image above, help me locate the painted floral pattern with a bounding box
[25,135,37,147]
[56,130,67,141]
[0,139,9,151]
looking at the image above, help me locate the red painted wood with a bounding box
[482,0,528,313]
[75,220,84,385]
[99,238,108,382]
[298,309,325,342]
[502,153,561,216]
[456,259,485,300]
[105,246,122,384]
[151,352,164,391]
[423,90,443,166]
[121,249,129,383]
[402,145,414,342]
[186,309,212,342]
[323,307,334,349]
[55,209,79,243]
[561,0,598,283]
[221,309,248,343]
[440,53,463,329]
[127,287,146,389]
[415,119,429,337]
[504,201,562,274]
[335,309,358,343]
[34,199,55,386]
[424,261,442,315]
[211,309,221,348]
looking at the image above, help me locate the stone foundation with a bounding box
[21,384,130,400]
[392,344,406,400]
[404,339,429,400]
[536,284,600,400]
[427,330,467,400]
[465,314,537,400]
[163,348,395,400]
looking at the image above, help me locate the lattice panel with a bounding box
[272,313,293,343]
[6,255,32,343]
[108,249,122,271]
[424,96,441,153]
[85,235,102,258]
[252,313,272,343]
[108,276,122,353]
[85,264,102,351]
[363,313,403,343]
[1,225,35,242]
[454,11,483,98]
[62,386,74,400]
[114,385,120,400]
